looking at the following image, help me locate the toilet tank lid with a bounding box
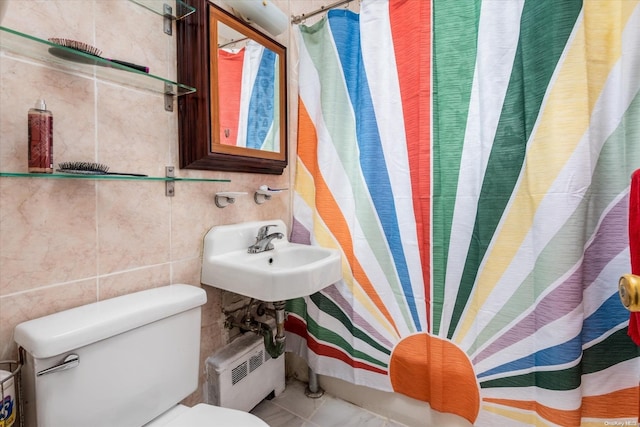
[14,284,207,359]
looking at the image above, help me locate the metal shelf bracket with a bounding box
[164,82,174,112]
[165,166,175,196]
[163,4,173,35]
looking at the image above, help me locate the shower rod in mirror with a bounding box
[291,0,357,24]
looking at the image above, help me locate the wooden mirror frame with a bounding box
[177,0,288,174]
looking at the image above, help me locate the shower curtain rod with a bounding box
[218,37,249,49]
[291,0,355,25]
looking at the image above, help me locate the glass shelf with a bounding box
[129,0,196,20]
[0,26,195,97]
[0,172,229,183]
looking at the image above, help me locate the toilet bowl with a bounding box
[145,404,268,426]
[14,284,270,427]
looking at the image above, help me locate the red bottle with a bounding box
[28,99,53,173]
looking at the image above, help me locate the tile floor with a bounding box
[250,379,409,427]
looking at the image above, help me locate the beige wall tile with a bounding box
[0,178,98,295]
[95,1,167,79]
[98,263,170,301]
[97,181,171,274]
[170,182,222,260]
[96,83,173,177]
[0,279,96,360]
[2,0,95,43]
[171,256,203,287]
[0,58,96,172]
[200,286,226,331]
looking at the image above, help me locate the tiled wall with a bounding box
[0,0,312,404]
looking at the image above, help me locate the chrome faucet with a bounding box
[248,224,284,253]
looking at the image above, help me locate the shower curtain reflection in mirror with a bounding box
[217,37,280,153]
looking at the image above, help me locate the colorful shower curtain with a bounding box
[287,0,640,426]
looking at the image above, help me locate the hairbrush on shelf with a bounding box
[57,161,147,177]
[48,38,149,73]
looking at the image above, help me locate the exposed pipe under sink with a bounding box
[225,300,286,359]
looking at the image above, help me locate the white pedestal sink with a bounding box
[201,220,342,301]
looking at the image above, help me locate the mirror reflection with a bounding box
[216,22,281,153]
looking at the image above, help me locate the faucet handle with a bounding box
[257,224,277,238]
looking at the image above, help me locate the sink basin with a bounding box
[201,220,342,301]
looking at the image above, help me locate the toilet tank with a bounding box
[14,284,207,427]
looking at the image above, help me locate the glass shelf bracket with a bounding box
[128,0,196,35]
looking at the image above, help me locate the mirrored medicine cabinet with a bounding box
[177,0,287,174]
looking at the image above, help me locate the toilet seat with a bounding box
[146,403,269,427]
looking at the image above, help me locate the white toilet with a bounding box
[14,284,269,427]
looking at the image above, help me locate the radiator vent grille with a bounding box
[231,362,248,385]
[206,332,285,412]
[231,349,266,386]
[249,350,264,372]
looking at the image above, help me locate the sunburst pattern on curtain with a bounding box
[286,0,640,425]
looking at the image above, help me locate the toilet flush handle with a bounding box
[36,354,80,377]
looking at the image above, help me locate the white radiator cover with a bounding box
[206,332,285,412]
